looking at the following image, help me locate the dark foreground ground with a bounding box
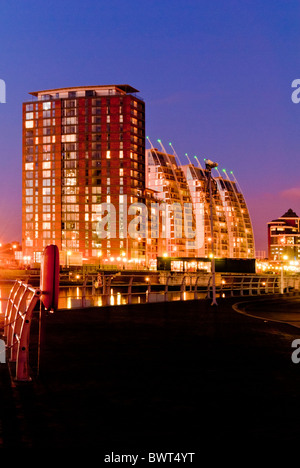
[1,294,300,455]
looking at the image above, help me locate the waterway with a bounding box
[0,280,204,317]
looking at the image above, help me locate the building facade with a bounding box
[146,147,196,258]
[22,84,254,268]
[22,85,145,266]
[146,145,255,262]
[268,208,300,261]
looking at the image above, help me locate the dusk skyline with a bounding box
[1,0,300,252]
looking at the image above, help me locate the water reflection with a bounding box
[0,282,206,314]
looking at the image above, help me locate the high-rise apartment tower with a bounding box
[22,85,145,265]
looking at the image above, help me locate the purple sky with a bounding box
[0,0,299,253]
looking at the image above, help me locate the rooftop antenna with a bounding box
[169,142,183,166]
[157,138,169,155]
[215,167,223,178]
[194,156,203,169]
[185,153,192,165]
[146,135,155,150]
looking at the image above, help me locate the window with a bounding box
[62,134,77,143]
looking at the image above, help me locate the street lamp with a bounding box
[280,254,288,294]
[205,159,218,306]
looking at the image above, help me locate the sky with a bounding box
[0,0,299,253]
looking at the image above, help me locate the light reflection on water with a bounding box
[0,282,204,314]
[58,286,145,309]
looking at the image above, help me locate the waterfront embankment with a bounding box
[1,294,300,451]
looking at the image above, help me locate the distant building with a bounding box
[268,208,300,261]
[146,144,255,261]
[22,85,146,266]
[146,147,196,258]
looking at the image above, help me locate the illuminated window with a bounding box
[25,121,34,128]
[62,134,77,143]
[43,161,51,170]
[25,162,34,171]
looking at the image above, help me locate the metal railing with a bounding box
[0,273,299,317]
[0,272,297,387]
[213,274,300,298]
[56,272,300,308]
[3,280,41,381]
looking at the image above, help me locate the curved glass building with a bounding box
[146,144,255,261]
